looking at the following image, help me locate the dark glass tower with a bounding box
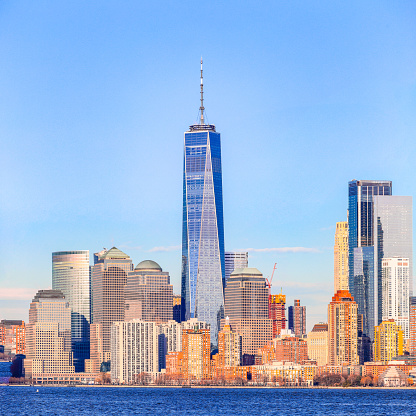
[181,60,225,345]
[348,180,392,340]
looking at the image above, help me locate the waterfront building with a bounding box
[85,323,104,373]
[110,320,158,384]
[410,297,416,356]
[0,320,25,357]
[273,336,308,364]
[125,260,173,323]
[24,290,74,378]
[92,247,132,356]
[328,290,359,366]
[374,319,404,362]
[224,267,273,355]
[52,250,90,372]
[157,320,182,371]
[269,292,286,338]
[217,317,242,367]
[181,60,225,345]
[334,221,349,292]
[307,323,328,367]
[181,326,211,381]
[173,295,181,323]
[225,252,248,284]
[382,257,410,339]
[288,300,306,337]
[357,331,373,365]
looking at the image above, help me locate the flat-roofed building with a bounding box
[269,293,286,338]
[307,323,328,366]
[334,221,349,292]
[0,320,25,357]
[374,319,404,362]
[225,252,248,284]
[288,300,306,337]
[217,317,241,367]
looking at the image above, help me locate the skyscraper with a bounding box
[334,221,349,292]
[181,60,225,345]
[52,250,90,372]
[225,252,248,284]
[374,320,404,362]
[409,297,416,356]
[288,300,306,337]
[348,180,392,339]
[92,247,132,357]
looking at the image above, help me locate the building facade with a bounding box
[382,257,410,339]
[217,317,242,367]
[269,293,286,338]
[125,260,173,323]
[410,297,416,356]
[334,221,349,292]
[181,62,225,346]
[328,290,358,366]
[273,337,308,364]
[374,320,404,362]
[52,250,90,372]
[110,320,159,384]
[24,290,74,377]
[0,320,25,357]
[92,247,132,356]
[307,323,328,367]
[225,252,248,284]
[288,300,306,337]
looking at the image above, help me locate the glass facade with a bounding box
[181,127,225,345]
[348,180,392,340]
[52,251,90,372]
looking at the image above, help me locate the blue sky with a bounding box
[1,1,415,330]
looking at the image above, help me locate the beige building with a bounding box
[307,323,328,366]
[24,290,74,378]
[217,317,242,367]
[85,323,104,373]
[92,247,132,356]
[334,221,348,292]
[224,268,273,355]
[374,320,404,362]
[328,290,358,366]
[125,260,173,322]
[111,320,159,384]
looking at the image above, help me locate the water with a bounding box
[1,386,416,415]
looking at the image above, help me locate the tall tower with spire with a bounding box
[181,60,225,346]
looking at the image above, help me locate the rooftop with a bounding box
[134,260,162,271]
[99,246,130,260]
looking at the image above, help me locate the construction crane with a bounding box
[265,262,277,300]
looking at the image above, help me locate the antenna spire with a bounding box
[200,58,204,124]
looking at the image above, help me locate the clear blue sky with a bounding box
[1,1,415,330]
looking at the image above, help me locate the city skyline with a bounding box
[1,2,416,329]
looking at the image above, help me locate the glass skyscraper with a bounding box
[52,251,90,372]
[181,61,225,345]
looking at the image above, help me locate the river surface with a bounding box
[1,385,416,415]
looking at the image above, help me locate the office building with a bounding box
[52,250,90,372]
[409,297,416,356]
[92,247,132,356]
[85,323,103,373]
[181,60,225,345]
[224,267,273,355]
[217,317,242,367]
[288,300,306,337]
[273,336,308,364]
[24,290,74,377]
[0,320,25,357]
[374,320,404,362]
[269,293,286,338]
[173,295,181,323]
[111,320,158,384]
[125,260,173,323]
[334,221,349,292]
[348,180,392,340]
[157,320,182,371]
[225,252,248,284]
[382,257,410,339]
[328,290,358,366]
[307,323,328,366]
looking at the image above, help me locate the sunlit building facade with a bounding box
[334,221,348,292]
[269,293,286,338]
[52,250,90,372]
[0,320,25,356]
[307,323,328,367]
[374,320,404,362]
[409,297,416,356]
[288,300,306,337]
[225,252,248,284]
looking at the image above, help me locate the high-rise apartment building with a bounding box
[125,260,173,323]
[273,336,308,364]
[24,290,74,378]
[334,221,349,292]
[217,317,242,367]
[224,267,273,355]
[181,61,225,345]
[52,250,90,372]
[288,300,306,337]
[225,252,248,284]
[382,257,410,339]
[0,320,25,356]
[111,320,159,384]
[269,293,286,338]
[328,290,358,366]
[409,297,416,356]
[92,247,132,356]
[374,320,404,362]
[307,323,328,367]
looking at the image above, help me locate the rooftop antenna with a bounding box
[199,57,204,125]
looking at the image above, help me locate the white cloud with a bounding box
[147,245,181,253]
[239,247,320,253]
